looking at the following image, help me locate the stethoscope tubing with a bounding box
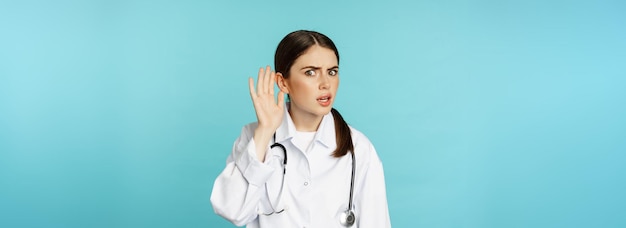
[270,142,287,174]
[348,150,355,211]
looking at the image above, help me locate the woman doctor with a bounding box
[211,30,391,227]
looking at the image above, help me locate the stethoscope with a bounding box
[265,136,356,227]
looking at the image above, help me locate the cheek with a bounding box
[329,78,340,92]
[290,80,311,91]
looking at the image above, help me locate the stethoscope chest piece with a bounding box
[339,209,355,227]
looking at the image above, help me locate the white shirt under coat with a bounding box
[211,107,391,227]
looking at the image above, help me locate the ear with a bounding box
[276,72,290,94]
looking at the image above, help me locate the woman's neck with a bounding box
[288,109,323,132]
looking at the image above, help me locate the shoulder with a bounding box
[348,126,387,185]
[348,126,381,163]
[348,126,372,147]
[233,122,259,146]
[241,122,259,134]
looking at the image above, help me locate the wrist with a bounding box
[254,125,275,140]
[253,127,274,162]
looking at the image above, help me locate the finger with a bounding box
[277,90,285,108]
[269,70,275,95]
[257,67,265,96]
[248,77,257,100]
[263,65,271,94]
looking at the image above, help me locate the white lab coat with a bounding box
[211,107,391,227]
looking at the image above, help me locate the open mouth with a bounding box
[317,95,332,106]
[317,96,330,102]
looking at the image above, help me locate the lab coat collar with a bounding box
[315,111,336,149]
[274,103,336,149]
[274,106,297,144]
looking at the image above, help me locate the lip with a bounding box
[316,94,332,107]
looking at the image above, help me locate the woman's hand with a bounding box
[249,66,285,161]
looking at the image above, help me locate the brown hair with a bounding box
[274,30,353,158]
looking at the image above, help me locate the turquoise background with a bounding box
[1,0,625,227]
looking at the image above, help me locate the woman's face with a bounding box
[279,45,339,120]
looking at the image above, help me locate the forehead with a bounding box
[291,45,338,68]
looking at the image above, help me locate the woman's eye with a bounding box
[329,69,338,76]
[305,70,316,76]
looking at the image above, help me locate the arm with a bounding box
[210,66,285,226]
[357,143,392,228]
[210,124,275,226]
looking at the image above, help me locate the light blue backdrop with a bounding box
[1,0,624,227]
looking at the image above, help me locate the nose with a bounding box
[319,73,330,90]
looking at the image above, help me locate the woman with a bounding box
[211,30,391,227]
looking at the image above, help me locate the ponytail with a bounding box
[330,108,353,157]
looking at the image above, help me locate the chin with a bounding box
[318,106,333,115]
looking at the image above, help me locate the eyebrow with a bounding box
[300,66,339,70]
